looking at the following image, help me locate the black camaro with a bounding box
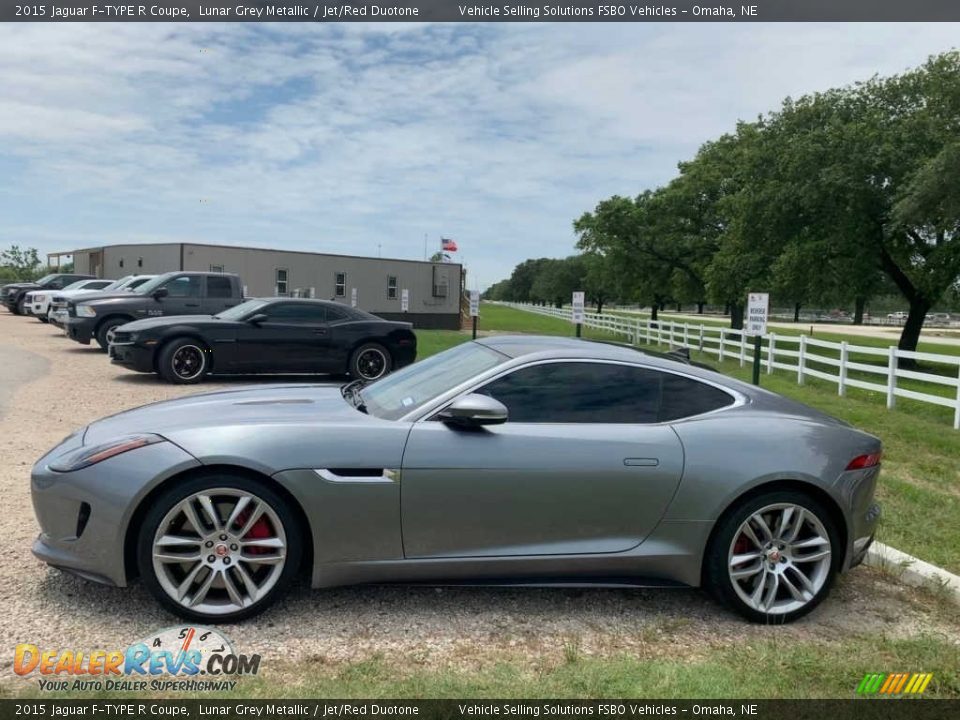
[108,298,417,384]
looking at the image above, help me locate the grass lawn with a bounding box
[418,304,960,574]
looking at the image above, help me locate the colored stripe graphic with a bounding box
[857,672,932,695]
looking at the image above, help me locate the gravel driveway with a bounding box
[1,312,958,682]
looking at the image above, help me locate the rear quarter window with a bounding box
[659,373,735,421]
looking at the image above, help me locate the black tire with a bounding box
[703,489,841,624]
[348,342,392,381]
[37,315,48,323]
[157,337,210,384]
[95,317,128,351]
[137,473,303,623]
[14,297,26,315]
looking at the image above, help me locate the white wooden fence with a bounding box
[503,303,960,430]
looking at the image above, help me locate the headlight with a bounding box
[35,294,45,303]
[48,434,165,472]
[75,304,97,317]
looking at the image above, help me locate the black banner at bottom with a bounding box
[1,700,958,720]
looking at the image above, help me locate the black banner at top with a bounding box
[2,0,960,22]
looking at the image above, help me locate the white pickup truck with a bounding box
[26,279,115,321]
[46,275,156,327]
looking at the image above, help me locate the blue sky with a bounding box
[0,23,956,289]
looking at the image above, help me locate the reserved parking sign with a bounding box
[746,293,769,336]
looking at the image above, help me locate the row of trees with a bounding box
[0,246,44,282]
[487,52,960,355]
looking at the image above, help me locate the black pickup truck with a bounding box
[1,273,95,315]
[64,271,244,350]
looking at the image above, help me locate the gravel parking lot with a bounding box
[1,311,958,683]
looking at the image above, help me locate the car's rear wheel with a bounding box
[704,490,839,624]
[137,474,302,623]
[15,297,26,315]
[157,338,209,384]
[349,342,392,381]
[95,317,127,351]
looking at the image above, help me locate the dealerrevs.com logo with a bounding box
[14,626,260,692]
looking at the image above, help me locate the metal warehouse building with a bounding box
[54,242,464,329]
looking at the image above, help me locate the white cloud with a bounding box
[0,22,956,288]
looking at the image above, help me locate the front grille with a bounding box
[112,331,131,344]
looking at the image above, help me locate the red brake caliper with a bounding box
[733,535,751,555]
[233,510,272,555]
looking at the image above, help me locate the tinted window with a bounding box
[478,363,735,424]
[659,373,735,421]
[262,303,328,323]
[325,306,348,322]
[207,276,233,298]
[163,275,201,298]
[478,362,661,423]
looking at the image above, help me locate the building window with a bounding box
[137,257,143,268]
[335,271,346,297]
[432,266,448,297]
[209,264,224,273]
[387,275,398,299]
[276,269,288,296]
[119,258,124,268]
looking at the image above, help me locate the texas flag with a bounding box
[441,238,458,252]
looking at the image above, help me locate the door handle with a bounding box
[185,303,200,307]
[624,458,659,467]
[313,328,328,335]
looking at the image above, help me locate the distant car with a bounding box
[109,298,418,384]
[1,273,95,315]
[48,275,156,329]
[927,312,952,324]
[32,336,881,623]
[27,279,116,322]
[886,311,907,322]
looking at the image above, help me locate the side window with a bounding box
[325,305,348,323]
[477,362,662,423]
[163,275,201,298]
[659,374,735,421]
[262,303,327,324]
[206,275,233,299]
[335,272,346,297]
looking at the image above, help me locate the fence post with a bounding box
[658,322,663,346]
[740,331,746,368]
[798,336,807,385]
[955,362,960,430]
[699,325,705,352]
[886,347,897,409]
[767,333,776,374]
[719,329,725,362]
[684,324,689,348]
[838,341,848,397]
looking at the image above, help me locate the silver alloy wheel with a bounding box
[728,503,832,615]
[152,488,287,615]
[356,348,387,380]
[105,326,118,345]
[171,344,205,381]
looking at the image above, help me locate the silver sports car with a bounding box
[31,336,881,624]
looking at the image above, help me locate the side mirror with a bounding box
[438,394,508,428]
[248,313,268,325]
[152,287,169,300]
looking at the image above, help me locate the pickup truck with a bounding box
[1,273,95,315]
[64,271,245,350]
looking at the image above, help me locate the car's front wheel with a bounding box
[704,489,840,624]
[95,317,128,351]
[137,474,303,622]
[157,338,210,384]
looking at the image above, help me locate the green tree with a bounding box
[0,245,43,282]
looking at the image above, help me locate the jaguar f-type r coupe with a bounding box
[31,336,881,624]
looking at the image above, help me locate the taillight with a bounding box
[846,452,882,471]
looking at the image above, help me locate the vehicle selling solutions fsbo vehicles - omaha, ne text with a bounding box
[64,271,245,350]
[31,336,881,625]
[109,297,418,384]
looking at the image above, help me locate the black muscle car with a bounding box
[108,298,417,384]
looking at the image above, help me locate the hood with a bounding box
[120,315,220,331]
[71,290,146,305]
[83,384,369,446]
[3,282,39,293]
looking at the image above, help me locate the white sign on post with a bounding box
[572,291,585,324]
[350,287,358,308]
[469,290,480,317]
[746,292,769,336]
[401,288,409,312]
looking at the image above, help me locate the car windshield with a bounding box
[132,274,173,295]
[34,274,57,285]
[101,276,132,291]
[61,280,91,291]
[215,299,267,321]
[360,341,508,421]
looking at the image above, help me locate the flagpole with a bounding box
[423,233,427,261]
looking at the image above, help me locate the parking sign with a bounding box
[401,288,409,312]
[469,290,479,317]
[746,293,769,336]
[351,287,358,308]
[572,292,585,324]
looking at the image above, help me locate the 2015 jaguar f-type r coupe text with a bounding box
[31,336,881,624]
